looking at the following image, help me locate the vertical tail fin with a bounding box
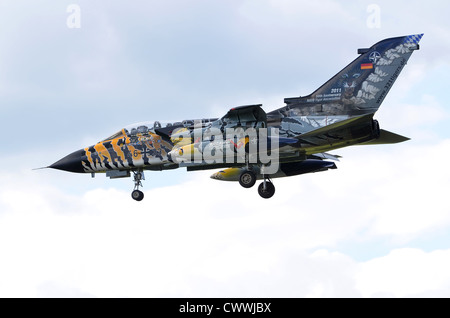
[276,34,423,117]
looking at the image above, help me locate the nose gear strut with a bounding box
[131,169,145,201]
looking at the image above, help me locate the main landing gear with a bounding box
[239,170,257,188]
[131,169,145,201]
[239,169,276,199]
[258,177,275,199]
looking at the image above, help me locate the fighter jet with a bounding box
[47,34,423,200]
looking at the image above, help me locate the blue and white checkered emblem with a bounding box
[404,34,424,45]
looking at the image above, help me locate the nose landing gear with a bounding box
[131,170,145,201]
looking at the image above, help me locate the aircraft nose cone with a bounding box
[49,149,85,173]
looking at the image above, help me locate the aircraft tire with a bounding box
[239,170,257,188]
[132,190,144,201]
[258,182,275,199]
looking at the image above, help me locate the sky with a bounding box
[0,0,450,297]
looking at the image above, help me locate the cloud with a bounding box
[329,139,450,241]
[364,140,450,239]
[356,248,450,297]
[2,0,450,298]
[2,135,450,297]
[376,93,450,142]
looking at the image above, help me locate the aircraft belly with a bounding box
[210,160,336,181]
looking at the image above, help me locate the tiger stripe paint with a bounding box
[80,126,174,173]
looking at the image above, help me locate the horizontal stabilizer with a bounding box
[360,129,409,145]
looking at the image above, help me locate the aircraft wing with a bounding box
[293,114,409,154]
[295,114,377,154]
[298,114,373,139]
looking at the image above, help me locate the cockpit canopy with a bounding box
[101,119,218,142]
[102,121,172,141]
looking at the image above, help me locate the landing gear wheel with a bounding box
[258,181,275,199]
[132,190,144,201]
[131,170,145,201]
[239,170,257,188]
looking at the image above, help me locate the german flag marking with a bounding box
[361,63,373,70]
